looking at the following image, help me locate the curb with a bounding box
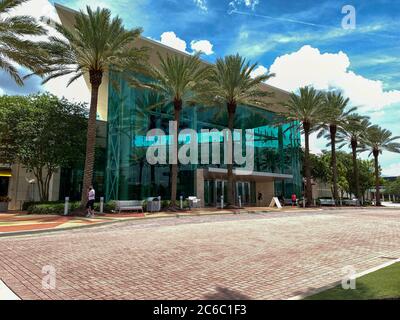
[287,258,400,300]
[0,210,260,238]
[0,280,21,300]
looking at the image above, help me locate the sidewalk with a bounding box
[0,206,297,236]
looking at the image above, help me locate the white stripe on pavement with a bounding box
[0,280,21,300]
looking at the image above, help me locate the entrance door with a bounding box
[215,180,227,207]
[0,177,9,197]
[236,181,251,205]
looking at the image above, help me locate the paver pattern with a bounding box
[1,208,400,300]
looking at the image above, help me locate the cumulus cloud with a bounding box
[155,32,214,56]
[267,45,400,112]
[190,40,214,55]
[160,32,188,52]
[2,0,90,104]
[382,163,400,177]
[250,65,268,78]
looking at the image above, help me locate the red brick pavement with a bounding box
[1,208,400,300]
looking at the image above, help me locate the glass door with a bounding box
[215,180,227,207]
[236,181,251,206]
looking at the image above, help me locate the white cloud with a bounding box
[250,65,268,78]
[382,163,400,177]
[190,40,214,55]
[229,0,260,11]
[193,0,207,11]
[154,32,215,56]
[267,45,400,112]
[160,31,187,53]
[2,0,90,104]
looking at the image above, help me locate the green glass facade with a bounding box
[105,70,302,204]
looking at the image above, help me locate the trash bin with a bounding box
[147,197,161,213]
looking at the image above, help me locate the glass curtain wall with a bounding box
[106,70,302,201]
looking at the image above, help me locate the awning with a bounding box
[0,169,12,177]
[205,167,293,182]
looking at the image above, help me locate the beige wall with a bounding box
[7,163,61,211]
[255,181,275,207]
[195,169,205,207]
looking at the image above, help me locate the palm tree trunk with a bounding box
[170,100,182,208]
[303,123,312,206]
[373,149,381,206]
[330,125,339,202]
[80,70,102,207]
[226,102,236,207]
[351,139,360,199]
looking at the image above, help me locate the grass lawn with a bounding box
[306,262,400,300]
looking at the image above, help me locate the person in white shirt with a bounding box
[86,186,95,217]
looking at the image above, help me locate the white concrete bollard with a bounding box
[221,196,224,209]
[180,196,183,210]
[100,197,104,214]
[238,195,242,208]
[64,197,69,216]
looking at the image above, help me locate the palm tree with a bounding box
[0,0,47,85]
[317,91,356,202]
[36,6,148,207]
[283,86,325,206]
[336,114,370,200]
[361,126,400,206]
[139,52,210,208]
[198,54,274,207]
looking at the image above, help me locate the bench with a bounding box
[319,199,336,206]
[115,200,144,213]
[343,199,359,206]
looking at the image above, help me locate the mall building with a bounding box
[2,4,302,210]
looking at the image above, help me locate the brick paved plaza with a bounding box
[1,208,400,300]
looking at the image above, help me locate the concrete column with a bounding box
[195,169,205,207]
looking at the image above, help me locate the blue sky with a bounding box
[1,0,400,175]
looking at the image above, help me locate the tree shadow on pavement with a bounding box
[203,286,251,300]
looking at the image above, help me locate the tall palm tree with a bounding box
[361,125,400,206]
[198,54,274,207]
[336,114,370,200]
[36,6,148,207]
[283,86,325,206]
[140,52,210,208]
[0,0,47,85]
[317,91,356,202]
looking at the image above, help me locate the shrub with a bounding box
[0,196,11,202]
[26,200,117,215]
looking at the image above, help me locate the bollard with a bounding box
[238,195,242,208]
[221,196,224,209]
[64,197,69,216]
[180,196,183,210]
[303,198,306,208]
[100,197,104,214]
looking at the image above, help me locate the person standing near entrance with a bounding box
[86,185,95,217]
[291,193,297,207]
[257,192,263,206]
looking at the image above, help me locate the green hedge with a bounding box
[25,201,117,215]
[24,199,191,215]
